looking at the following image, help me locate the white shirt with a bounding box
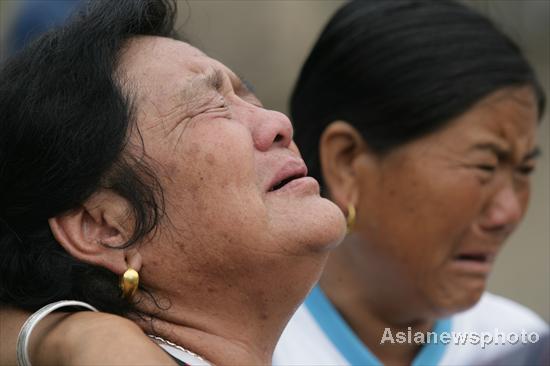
[274,286,549,365]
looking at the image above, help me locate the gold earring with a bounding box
[120,268,139,299]
[346,204,356,234]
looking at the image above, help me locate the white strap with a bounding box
[16,300,98,366]
[155,343,212,366]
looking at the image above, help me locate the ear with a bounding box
[319,121,376,212]
[48,190,142,275]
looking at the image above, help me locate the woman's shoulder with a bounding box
[5,302,178,366]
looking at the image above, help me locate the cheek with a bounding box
[429,175,485,229]
[411,174,487,262]
[160,129,266,240]
[169,124,256,193]
[363,169,485,262]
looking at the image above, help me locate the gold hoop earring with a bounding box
[120,268,139,299]
[346,204,356,234]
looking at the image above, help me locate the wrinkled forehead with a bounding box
[477,87,538,137]
[116,36,227,107]
[118,36,207,75]
[447,86,539,161]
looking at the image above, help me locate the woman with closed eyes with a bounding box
[0,1,345,365]
[1,1,548,366]
[274,1,548,365]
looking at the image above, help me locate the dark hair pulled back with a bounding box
[291,0,545,191]
[0,0,178,314]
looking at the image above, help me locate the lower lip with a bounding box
[269,176,320,195]
[449,259,493,276]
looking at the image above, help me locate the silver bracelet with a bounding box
[16,300,98,366]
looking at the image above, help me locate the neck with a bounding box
[147,320,271,365]
[319,236,435,366]
[138,255,328,365]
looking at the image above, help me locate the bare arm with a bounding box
[0,306,177,366]
[1,306,38,365]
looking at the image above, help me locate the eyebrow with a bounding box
[206,69,224,91]
[181,69,257,106]
[472,143,541,162]
[179,69,224,106]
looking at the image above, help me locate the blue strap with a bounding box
[305,286,383,366]
[412,318,452,366]
[305,285,452,366]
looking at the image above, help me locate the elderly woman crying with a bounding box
[274,1,548,365]
[0,1,345,365]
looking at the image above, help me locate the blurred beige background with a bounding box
[1,0,548,321]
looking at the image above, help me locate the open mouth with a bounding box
[268,173,305,192]
[451,250,497,275]
[451,252,495,276]
[455,254,489,262]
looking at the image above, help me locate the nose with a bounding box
[479,184,525,235]
[247,107,293,151]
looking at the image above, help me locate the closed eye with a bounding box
[208,105,229,112]
[203,95,230,115]
[477,164,496,172]
[516,165,535,175]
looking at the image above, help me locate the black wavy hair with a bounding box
[291,0,546,191]
[0,0,179,314]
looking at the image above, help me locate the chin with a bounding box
[435,282,487,317]
[304,197,347,252]
[280,196,346,255]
